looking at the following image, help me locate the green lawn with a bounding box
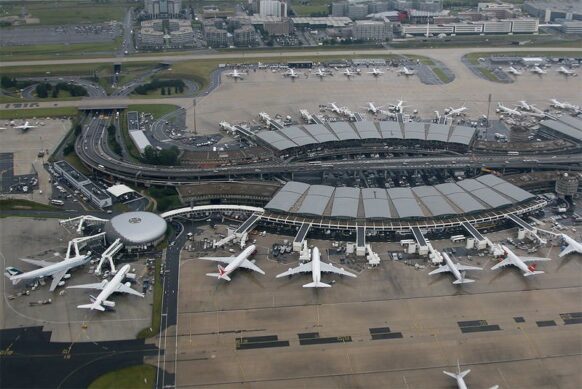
[0,199,57,211]
[1,1,129,25]
[127,104,179,120]
[0,39,122,61]
[432,66,450,83]
[136,258,163,339]
[64,152,91,175]
[478,66,499,82]
[0,107,77,120]
[88,364,156,389]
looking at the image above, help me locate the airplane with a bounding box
[445,105,468,116]
[491,245,551,276]
[283,68,299,79]
[443,361,499,389]
[276,246,356,288]
[388,99,407,113]
[557,66,577,76]
[225,69,246,80]
[67,264,144,311]
[506,66,523,75]
[343,68,357,78]
[559,234,582,257]
[200,244,264,281]
[518,100,532,111]
[398,66,415,76]
[364,102,384,114]
[312,68,328,78]
[328,102,344,114]
[368,68,384,77]
[428,252,482,284]
[496,102,522,116]
[14,121,38,131]
[4,252,92,291]
[551,98,581,111]
[530,65,546,75]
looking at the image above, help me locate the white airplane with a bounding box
[443,361,499,389]
[67,264,143,311]
[551,99,580,111]
[276,246,356,288]
[557,66,577,76]
[399,66,415,76]
[4,253,92,291]
[364,102,384,114]
[388,99,407,113]
[343,68,357,78]
[225,69,246,80]
[368,68,384,77]
[200,245,264,281]
[506,66,522,75]
[283,68,299,79]
[428,253,482,284]
[531,65,546,75]
[445,105,468,116]
[559,234,582,257]
[518,100,532,111]
[491,245,550,276]
[496,102,522,116]
[328,102,344,114]
[312,68,328,78]
[14,121,38,131]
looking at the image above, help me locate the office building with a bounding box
[352,20,392,40]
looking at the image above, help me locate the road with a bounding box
[75,115,582,184]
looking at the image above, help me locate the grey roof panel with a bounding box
[471,188,512,208]
[446,192,486,213]
[279,126,317,146]
[302,124,338,143]
[404,122,426,140]
[540,119,582,141]
[297,185,335,216]
[353,121,381,139]
[434,182,464,195]
[281,181,311,194]
[387,187,414,199]
[328,121,360,140]
[255,131,297,150]
[448,125,476,145]
[475,174,505,186]
[392,198,424,218]
[362,188,388,199]
[419,195,457,216]
[378,121,403,139]
[334,187,360,198]
[427,123,450,142]
[457,179,486,192]
[331,197,359,218]
[264,181,310,212]
[492,183,533,202]
[308,185,335,197]
[412,185,440,198]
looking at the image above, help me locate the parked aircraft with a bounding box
[531,65,546,75]
[283,68,299,79]
[399,66,415,76]
[276,247,356,287]
[443,361,499,389]
[557,66,577,76]
[312,68,328,78]
[496,102,522,116]
[200,245,264,281]
[428,253,482,284]
[343,68,357,78]
[4,253,92,291]
[388,99,407,113]
[559,234,582,257]
[68,264,144,311]
[328,102,344,114]
[364,102,384,114]
[506,66,522,75]
[368,68,384,77]
[551,99,580,111]
[518,100,532,111]
[14,121,38,131]
[445,105,468,116]
[225,69,246,80]
[491,245,550,276]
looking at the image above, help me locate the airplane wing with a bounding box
[199,256,235,265]
[115,283,145,297]
[67,280,107,290]
[491,258,513,270]
[428,264,451,275]
[20,258,55,268]
[455,263,483,271]
[520,257,551,263]
[319,261,357,278]
[49,269,69,291]
[559,246,576,257]
[276,262,313,278]
[239,259,265,275]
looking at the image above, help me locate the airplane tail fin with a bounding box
[4,267,23,280]
[206,266,232,281]
[77,303,105,311]
[303,281,331,288]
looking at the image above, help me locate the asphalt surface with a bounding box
[0,326,159,388]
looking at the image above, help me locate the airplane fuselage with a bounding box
[94,264,131,306]
[223,244,256,277]
[311,247,322,284]
[9,256,89,284]
[443,254,462,281]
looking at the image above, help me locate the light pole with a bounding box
[192,98,197,136]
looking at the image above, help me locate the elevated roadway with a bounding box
[76,118,582,185]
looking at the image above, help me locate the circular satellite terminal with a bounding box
[105,211,167,247]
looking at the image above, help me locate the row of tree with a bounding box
[35,82,88,98]
[133,79,185,95]
[142,145,180,166]
[1,76,33,90]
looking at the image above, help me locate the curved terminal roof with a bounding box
[105,211,167,245]
[264,175,534,220]
[255,120,476,152]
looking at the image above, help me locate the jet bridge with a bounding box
[60,215,108,233]
[95,238,123,274]
[506,214,547,244]
[235,213,261,238]
[353,112,364,122]
[356,226,366,257]
[66,232,106,260]
[293,223,311,252]
[410,227,429,256]
[462,222,489,250]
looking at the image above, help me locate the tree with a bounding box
[74,123,82,137]
[63,143,74,155]
[161,87,166,95]
[36,83,48,98]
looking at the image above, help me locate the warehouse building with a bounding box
[53,161,112,209]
